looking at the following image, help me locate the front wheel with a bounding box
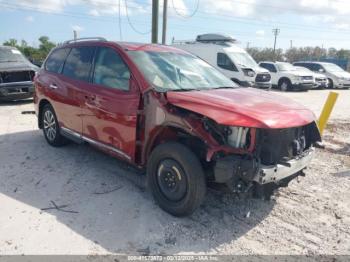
[278,79,291,91]
[147,142,206,216]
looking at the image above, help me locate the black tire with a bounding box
[278,78,291,91]
[147,142,206,217]
[41,104,69,147]
[328,78,334,89]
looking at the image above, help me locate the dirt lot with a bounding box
[0,89,349,255]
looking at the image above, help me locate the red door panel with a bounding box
[81,80,140,162]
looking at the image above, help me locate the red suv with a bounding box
[34,38,321,216]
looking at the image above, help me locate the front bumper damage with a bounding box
[254,148,315,184]
[213,147,315,191]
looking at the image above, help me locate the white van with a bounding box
[173,34,272,89]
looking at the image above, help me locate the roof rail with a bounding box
[63,37,107,44]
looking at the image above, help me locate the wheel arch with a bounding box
[143,125,208,165]
[278,77,291,87]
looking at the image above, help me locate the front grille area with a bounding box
[255,73,271,82]
[0,71,35,83]
[257,122,320,166]
[302,76,313,81]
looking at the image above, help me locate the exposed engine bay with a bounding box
[0,70,36,84]
[201,117,321,197]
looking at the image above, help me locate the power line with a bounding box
[76,0,350,35]
[2,2,350,43]
[2,0,350,36]
[171,0,199,18]
[124,0,151,34]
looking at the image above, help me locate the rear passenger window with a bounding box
[45,48,70,73]
[217,53,238,71]
[62,47,95,82]
[93,47,130,91]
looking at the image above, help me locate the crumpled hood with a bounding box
[0,61,38,72]
[167,88,316,128]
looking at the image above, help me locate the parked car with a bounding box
[293,61,350,89]
[0,46,38,101]
[34,38,321,216]
[259,61,314,91]
[294,66,328,89]
[173,34,272,89]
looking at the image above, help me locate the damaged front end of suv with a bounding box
[149,88,322,199]
[208,119,320,197]
[127,47,321,216]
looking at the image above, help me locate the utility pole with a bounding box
[290,40,293,49]
[246,41,251,49]
[272,28,280,60]
[162,0,168,45]
[73,30,78,40]
[152,0,159,43]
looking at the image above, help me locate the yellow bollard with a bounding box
[317,91,339,135]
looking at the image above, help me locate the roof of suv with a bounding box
[60,39,187,53]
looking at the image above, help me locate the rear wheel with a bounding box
[147,142,206,216]
[278,79,291,91]
[42,104,69,147]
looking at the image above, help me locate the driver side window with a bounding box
[217,52,238,71]
[312,64,323,72]
[93,47,130,91]
[260,63,277,73]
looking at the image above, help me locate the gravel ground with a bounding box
[0,89,349,255]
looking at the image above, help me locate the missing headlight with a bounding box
[227,127,249,148]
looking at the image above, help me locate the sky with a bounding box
[1,0,350,50]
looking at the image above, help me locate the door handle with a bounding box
[84,95,96,101]
[49,84,58,89]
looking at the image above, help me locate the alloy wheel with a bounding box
[43,110,56,141]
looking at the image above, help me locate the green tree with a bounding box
[3,38,18,47]
[2,36,56,64]
[38,36,55,54]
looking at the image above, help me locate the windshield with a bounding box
[0,47,27,63]
[322,63,344,72]
[226,51,258,68]
[128,51,237,91]
[277,63,296,71]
